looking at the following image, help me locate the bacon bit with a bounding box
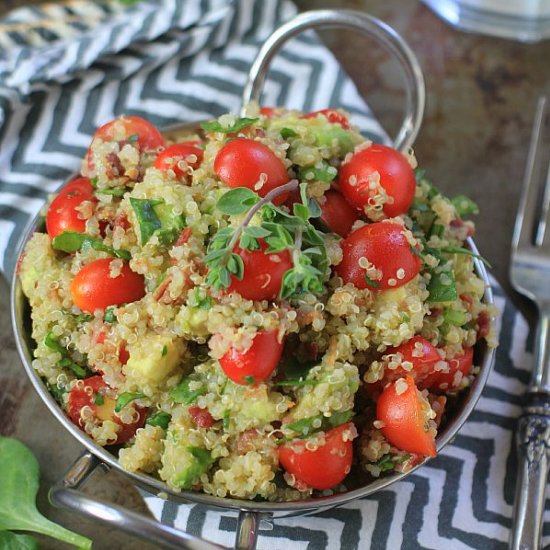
[460,293,473,309]
[477,311,490,339]
[236,429,260,454]
[429,307,442,317]
[325,335,338,366]
[105,153,124,179]
[114,213,130,231]
[153,274,173,302]
[174,227,192,247]
[98,219,110,237]
[304,342,320,361]
[93,328,107,344]
[15,250,26,276]
[450,218,464,228]
[189,405,215,428]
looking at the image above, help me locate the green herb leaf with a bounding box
[274,379,317,387]
[45,333,89,379]
[44,332,65,355]
[364,274,381,288]
[47,382,65,404]
[114,392,145,413]
[52,231,130,260]
[74,313,94,324]
[439,245,492,267]
[451,195,479,216]
[93,393,105,406]
[0,531,38,550]
[193,288,213,310]
[280,127,298,139]
[161,345,168,357]
[129,197,163,245]
[217,188,260,215]
[414,168,426,183]
[223,410,230,430]
[146,411,172,430]
[95,187,127,197]
[287,415,322,436]
[104,307,117,324]
[169,377,206,405]
[327,410,354,427]
[201,117,259,134]
[0,437,92,549]
[243,375,255,385]
[298,162,337,184]
[428,270,457,303]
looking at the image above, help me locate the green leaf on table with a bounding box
[0,531,38,550]
[52,231,130,260]
[201,117,258,133]
[0,437,92,549]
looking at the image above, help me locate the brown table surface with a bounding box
[1,0,549,548]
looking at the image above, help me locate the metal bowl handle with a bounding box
[49,452,231,550]
[241,9,426,152]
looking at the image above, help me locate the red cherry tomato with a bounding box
[423,347,474,392]
[92,116,164,151]
[154,142,204,179]
[224,239,292,301]
[319,190,360,237]
[376,375,437,457]
[46,177,96,238]
[68,376,146,444]
[303,109,350,129]
[188,405,215,428]
[214,138,289,205]
[381,336,441,387]
[278,423,355,490]
[339,144,415,218]
[336,222,421,290]
[219,330,284,385]
[259,107,276,117]
[70,258,146,313]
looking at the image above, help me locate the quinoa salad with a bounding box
[19,106,497,501]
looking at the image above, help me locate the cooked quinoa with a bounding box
[19,106,497,501]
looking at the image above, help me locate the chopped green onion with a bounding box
[115,392,145,413]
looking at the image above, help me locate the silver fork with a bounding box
[510,96,550,550]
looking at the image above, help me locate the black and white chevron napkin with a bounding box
[0,1,547,548]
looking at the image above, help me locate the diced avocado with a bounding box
[153,202,185,245]
[310,125,354,154]
[176,306,209,337]
[125,335,184,384]
[160,431,213,490]
[240,398,279,425]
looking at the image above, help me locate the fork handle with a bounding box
[510,391,550,550]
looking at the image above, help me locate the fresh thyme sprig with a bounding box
[204,181,329,299]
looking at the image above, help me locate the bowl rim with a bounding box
[10,144,497,514]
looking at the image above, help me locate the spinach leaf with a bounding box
[0,531,38,550]
[114,392,145,413]
[146,411,171,430]
[0,437,92,549]
[200,117,258,133]
[129,198,162,245]
[169,377,206,405]
[52,231,130,260]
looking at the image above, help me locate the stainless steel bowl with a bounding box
[10,10,496,550]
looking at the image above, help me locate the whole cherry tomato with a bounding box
[154,141,203,179]
[91,116,164,151]
[339,144,415,218]
[214,138,289,205]
[259,106,276,117]
[278,423,356,490]
[336,222,421,290]
[376,375,437,457]
[319,189,360,237]
[68,375,146,444]
[225,239,292,301]
[423,347,474,392]
[303,108,350,129]
[46,177,96,238]
[219,330,284,385]
[70,258,146,313]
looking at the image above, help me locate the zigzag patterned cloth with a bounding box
[0,1,547,548]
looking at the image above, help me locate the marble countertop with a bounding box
[1,0,550,548]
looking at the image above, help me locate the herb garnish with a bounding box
[200,117,258,134]
[146,411,171,430]
[114,392,145,413]
[204,181,329,300]
[44,332,88,379]
[169,376,207,405]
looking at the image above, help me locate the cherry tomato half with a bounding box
[214,138,289,205]
[423,347,474,392]
[225,239,292,301]
[91,116,165,151]
[68,376,146,444]
[278,423,356,490]
[376,375,437,457]
[70,258,146,313]
[319,189,360,237]
[219,330,284,385]
[46,177,96,238]
[336,222,421,290]
[303,109,350,129]
[154,142,204,180]
[339,144,415,218]
[381,336,441,387]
